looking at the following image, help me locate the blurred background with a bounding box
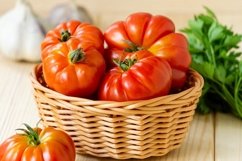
[0,0,241,32]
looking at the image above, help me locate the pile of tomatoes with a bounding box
[41,12,191,102]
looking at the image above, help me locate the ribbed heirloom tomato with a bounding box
[0,124,75,161]
[98,50,172,101]
[41,20,105,97]
[104,12,191,89]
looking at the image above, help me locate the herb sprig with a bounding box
[181,7,242,118]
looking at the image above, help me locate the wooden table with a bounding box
[0,0,242,160]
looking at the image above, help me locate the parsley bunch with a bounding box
[182,7,242,118]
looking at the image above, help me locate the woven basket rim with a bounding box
[31,64,204,104]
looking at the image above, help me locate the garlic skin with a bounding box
[0,0,44,62]
[47,1,93,30]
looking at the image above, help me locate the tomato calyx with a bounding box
[61,30,71,42]
[69,48,85,64]
[16,123,41,146]
[123,40,144,52]
[113,58,137,71]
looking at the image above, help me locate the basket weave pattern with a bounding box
[31,64,204,159]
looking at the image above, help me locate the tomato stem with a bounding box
[69,48,85,64]
[113,58,137,71]
[61,30,71,42]
[123,40,144,52]
[16,124,41,146]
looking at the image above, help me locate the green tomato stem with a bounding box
[16,124,41,146]
[123,40,144,52]
[61,30,71,42]
[113,58,137,71]
[69,49,85,64]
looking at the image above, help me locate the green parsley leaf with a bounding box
[182,7,242,119]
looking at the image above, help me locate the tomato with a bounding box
[104,12,191,89]
[42,20,104,58]
[98,50,172,101]
[0,124,75,161]
[41,20,106,97]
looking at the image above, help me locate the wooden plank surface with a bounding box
[215,113,242,161]
[0,57,39,141]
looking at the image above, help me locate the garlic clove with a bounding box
[0,0,44,62]
[47,0,93,30]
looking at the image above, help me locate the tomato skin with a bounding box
[42,44,106,97]
[42,20,104,59]
[0,127,76,161]
[98,50,172,101]
[104,12,191,89]
[149,33,191,89]
[41,21,106,97]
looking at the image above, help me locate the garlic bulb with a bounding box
[47,0,93,30]
[0,0,44,62]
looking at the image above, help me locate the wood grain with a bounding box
[215,113,242,161]
[0,56,38,141]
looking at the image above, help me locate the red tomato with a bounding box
[42,20,104,58]
[104,12,191,89]
[41,20,106,97]
[0,124,75,161]
[98,50,172,101]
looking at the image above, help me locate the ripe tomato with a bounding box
[0,124,75,161]
[104,12,191,89]
[42,20,104,58]
[98,50,172,101]
[41,20,106,97]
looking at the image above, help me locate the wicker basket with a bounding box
[30,64,204,159]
